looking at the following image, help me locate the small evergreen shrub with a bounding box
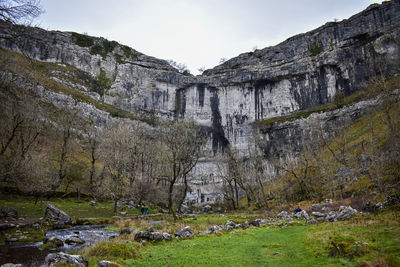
[71,32,94,47]
[308,41,323,56]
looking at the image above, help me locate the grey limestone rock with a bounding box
[44,204,72,227]
[250,219,267,227]
[42,252,88,267]
[293,210,309,220]
[337,206,358,220]
[174,226,194,239]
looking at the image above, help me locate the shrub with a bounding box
[88,241,141,259]
[103,40,118,54]
[122,45,132,58]
[308,41,323,56]
[71,32,94,47]
[91,68,111,98]
[90,44,104,56]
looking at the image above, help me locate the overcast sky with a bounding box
[37,0,380,74]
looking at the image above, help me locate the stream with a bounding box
[0,225,119,266]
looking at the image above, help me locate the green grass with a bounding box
[0,195,145,220]
[123,211,400,267]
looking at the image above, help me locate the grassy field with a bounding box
[79,210,400,267]
[0,195,157,220]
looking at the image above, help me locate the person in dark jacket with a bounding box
[294,206,302,213]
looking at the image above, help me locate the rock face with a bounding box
[44,204,73,227]
[42,252,88,267]
[1,2,400,205]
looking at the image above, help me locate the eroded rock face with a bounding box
[42,252,88,267]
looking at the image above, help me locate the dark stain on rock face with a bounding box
[197,84,205,107]
[175,88,186,118]
[209,86,229,154]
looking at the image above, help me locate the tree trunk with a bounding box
[114,199,118,213]
[168,181,177,220]
[234,179,239,208]
[177,176,188,213]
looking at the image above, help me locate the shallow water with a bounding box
[0,224,119,266]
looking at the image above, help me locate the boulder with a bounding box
[276,211,292,220]
[294,210,309,220]
[180,204,192,214]
[337,206,358,220]
[96,261,119,267]
[120,227,134,235]
[65,236,85,245]
[44,204,72,227]
[311,212,326,218]
[44,236,64,247]
[321,207,331,213]
[307,218,318,224]
[89,201,97,206]
[134,230,169,242]
[207,225,224,234]
[150,232,164,241]
[239,222,249,229]
[162,232,172,241]
[224,220,239,230]
[174,226,194,239]
[250,219,267,227]
[201,205,212,213]
[325,211,337,222]
[42,252,88,267]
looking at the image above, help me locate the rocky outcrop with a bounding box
[44,204,73,227]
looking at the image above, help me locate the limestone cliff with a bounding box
[1,1,400,204]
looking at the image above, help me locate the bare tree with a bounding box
[156,122,205,220]
[0,90,43,184]
[101,122,134,212]
[0,0,43,24]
